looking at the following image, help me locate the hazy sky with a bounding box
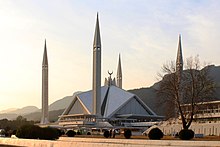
[0,0,219,110]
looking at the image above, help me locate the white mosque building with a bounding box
[58,14,163,129]
[40,14,220,137]
[58,81,163,128]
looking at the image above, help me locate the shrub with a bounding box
[57,129,65,137]
[66,130,76,137]
[39,127,59,140]
[16,124,41,139]
[124,129,132,139]
[16,124,59,140]
[103,130,110,138]
[148,128,164,140]
[87,132,91,135]
[77,130,81,135]
[6,130,14,137]
[179,129,194,140]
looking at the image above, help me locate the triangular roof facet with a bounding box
[61,85,159,119]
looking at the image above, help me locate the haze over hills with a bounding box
[0,65,219,121]
[23,109,65,122]
[0,106,39,115]
[0,92,79,120]
[0,108,18,114]
[0,106,39,120]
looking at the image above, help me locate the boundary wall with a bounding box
[159,123,220,136]
[0,137,220,147]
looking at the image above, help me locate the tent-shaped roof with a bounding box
[61,85,160,119]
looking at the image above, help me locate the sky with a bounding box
[0,0,220,110]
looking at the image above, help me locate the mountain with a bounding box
[0,92,80,121]
[128,85,162,115]
[0,91,81,120]
[9,106,39,115]
[206,65,220,97]
[0,113,18,120]
[129,65,220,116]
[23,109,65,122]
[20,93,79,121]
[0,106,39,115]
[47,91,81,111]
[0,106,39,120]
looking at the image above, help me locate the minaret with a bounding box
[41,40,49,124]
[116,54,122,89]
[92,14,101,116]
[176,34,183,111]
[176,34,183,79]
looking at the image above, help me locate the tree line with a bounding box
[0,116,35,136]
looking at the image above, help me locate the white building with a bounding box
[58,85,163,128]
[58,14,163,130]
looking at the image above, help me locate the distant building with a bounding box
[181,100,220,123]
[159,100,220,136]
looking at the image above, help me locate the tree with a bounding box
[16,116,27,122]
[157,56,216,130]
[148,128,164,140]
[124,129,132,139]
[16,125,59,140]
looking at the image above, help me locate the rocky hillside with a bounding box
[23,109,65,122]
[129,65,220,116]
[48,91,80,111]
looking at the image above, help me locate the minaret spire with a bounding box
[92,14,101,116]
[117,54,122,89]
[176,34,184,109]
[42,39,48,65]
[176,34,183,74]
[93,13,101,48]
[41,39,49,124]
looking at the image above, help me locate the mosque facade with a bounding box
[58,14,163,129]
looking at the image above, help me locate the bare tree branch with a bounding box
[157,56,216,129]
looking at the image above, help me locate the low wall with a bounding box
[0,137,220,147]
[159,123,220,136]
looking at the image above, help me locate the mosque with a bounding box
[39,14,163,128]
[40,13,220,137]
[55,14,163,128]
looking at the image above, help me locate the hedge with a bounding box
[148,128,164,140]
[179,129,194,140]
[103,130,110,138]
[66,130,76,137]
[16,124,59,140]
[124,129,132,139]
